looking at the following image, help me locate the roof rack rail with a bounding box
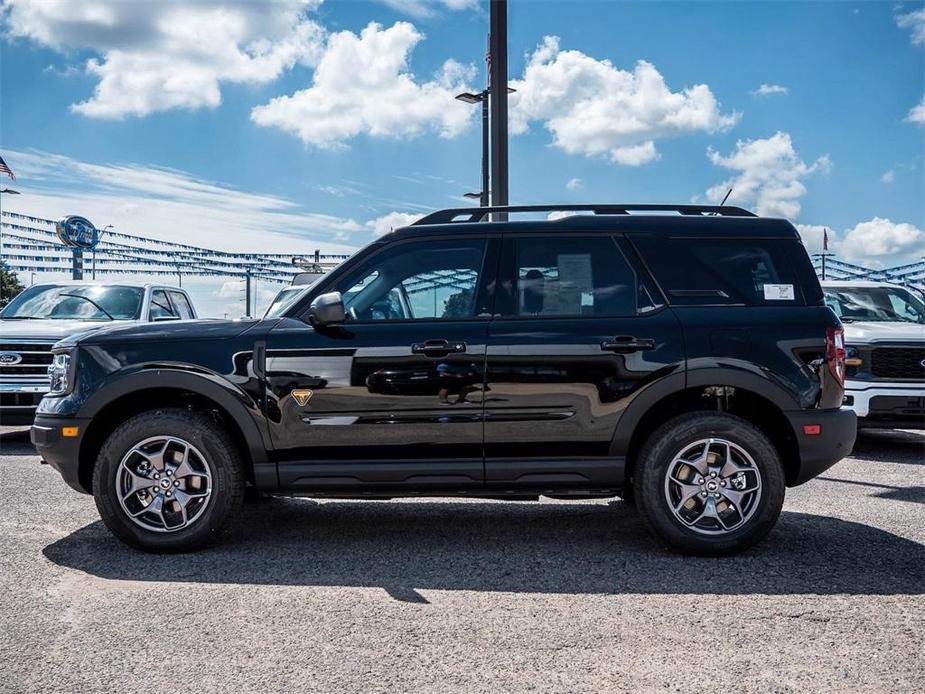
[412,203,757,226]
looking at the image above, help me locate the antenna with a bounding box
[719,188,733,206]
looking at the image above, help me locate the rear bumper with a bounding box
[785,408,857,486]
[31,415,92,494]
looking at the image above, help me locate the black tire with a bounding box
[92,408,245,552]
[634,412,785,556]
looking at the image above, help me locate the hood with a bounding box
[842,321,925,344]
[0,318,137,342]
[54,318,266,349]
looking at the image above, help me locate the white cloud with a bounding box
[896,8,925,45]
[840,218,924,267]
[565,177,583,191]
[375,0,478,19]
[751,83,788,97]
[365,211,423,236]
[702,132,831,219]
[881,169,895,184]
[906,95,925,124]
[2,0,326,118]
[796,218,924,269]
[251,22,475,147]
[508,36,739,166]
[4,149,362,253]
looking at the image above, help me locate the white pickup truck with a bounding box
[0,281,197,425]
[822,280,925,429]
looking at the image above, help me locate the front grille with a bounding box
[0,392,43,408]
[0,342,54,379]
[870,347,925,381]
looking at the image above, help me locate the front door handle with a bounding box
[601,336,656,353]
[411,339,467,356]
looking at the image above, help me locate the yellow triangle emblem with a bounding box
[292,389,313,407]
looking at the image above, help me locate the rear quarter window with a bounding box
[632,236,807,306]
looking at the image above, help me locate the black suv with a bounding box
[32,204,856,556]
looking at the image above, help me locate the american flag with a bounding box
[0,154,14,181]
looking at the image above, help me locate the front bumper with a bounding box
[785,407,857,486]
[0,383,48,426]
[31,415,92,494]
[843,380,925,428]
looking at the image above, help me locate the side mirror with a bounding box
[308,291,345,327]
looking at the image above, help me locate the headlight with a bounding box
[47,352,75,396]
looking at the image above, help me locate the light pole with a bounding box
[455,86,514,207]
[455,90,490,207]
[0,188,21,304]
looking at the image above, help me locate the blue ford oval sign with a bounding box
[55,215,100,250]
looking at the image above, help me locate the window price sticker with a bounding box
[763,284,795,300]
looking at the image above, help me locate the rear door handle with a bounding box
[601,336,656,353]
[411,339,467,356]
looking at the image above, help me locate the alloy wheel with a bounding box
[115,436,213,533]
[663,437,762,535]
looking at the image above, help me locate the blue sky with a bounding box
[1,0,923,316]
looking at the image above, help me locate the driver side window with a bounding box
[335,239,488,321]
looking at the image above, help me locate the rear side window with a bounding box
[497,236,642,317]
[150,290,178,319]
[632,237,804,306]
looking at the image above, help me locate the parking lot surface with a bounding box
[1,427,923,693]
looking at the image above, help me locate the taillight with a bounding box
[826,326,846,386]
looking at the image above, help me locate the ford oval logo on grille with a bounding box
[0,351,23,366]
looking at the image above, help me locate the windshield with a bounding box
[264,286,310,319]
[824,286,925,324]
[0,285,145,321]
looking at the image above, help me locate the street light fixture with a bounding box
[455,87,515,208]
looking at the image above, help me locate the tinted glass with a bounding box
[633,237,802,306]
[169,291,194,319]
[149,290,177,319]
[333,239,488,321]
[499,236,638,317]
[0,285,144,320]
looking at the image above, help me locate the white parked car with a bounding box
[822,281,925,429]
[0,282,197,425]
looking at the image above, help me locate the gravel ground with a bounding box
[1,426,922,693]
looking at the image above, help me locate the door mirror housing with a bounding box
[308,291,346,327]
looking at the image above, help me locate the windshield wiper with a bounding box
[59,294,115,321]
[0,315,42,320]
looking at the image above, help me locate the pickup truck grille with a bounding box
[870,346,925,381]
[0,342,54,380]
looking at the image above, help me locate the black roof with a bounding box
[387,204,800,241]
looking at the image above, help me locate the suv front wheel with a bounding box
[92,408,245,552]
[635,412,785,556]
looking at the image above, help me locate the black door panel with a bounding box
[264,236,497,490]
[484,233,684,487]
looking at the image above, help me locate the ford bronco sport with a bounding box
[32,204,856,556]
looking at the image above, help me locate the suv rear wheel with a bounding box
[92,408,244,552]
[635,412,785,556]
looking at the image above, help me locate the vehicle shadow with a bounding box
[0,428,32,455]
[853,428,924,464]
[43,500,924,596]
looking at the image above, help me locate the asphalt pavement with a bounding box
[1,426,922,693]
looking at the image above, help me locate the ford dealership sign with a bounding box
[55,215,100,250]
